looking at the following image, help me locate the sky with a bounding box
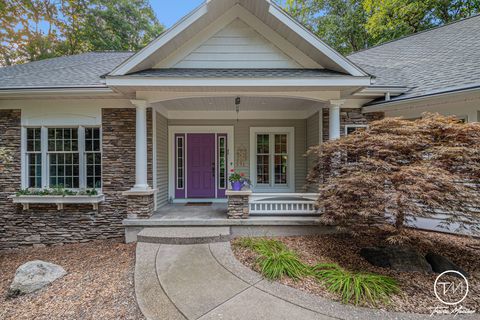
[151,1,205,28]
[150,0,286,28]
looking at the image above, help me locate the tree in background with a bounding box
[285,0,372,54]
[81,0,163,52]
[284,0,480,54]
[307,114,480,242]
[363,0,480,44]
[0,0,60,65]
[0,0,163,66]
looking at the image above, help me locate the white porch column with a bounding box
[329,100,344,140]
[130,100,150,191]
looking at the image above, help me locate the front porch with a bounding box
[123,202,331,243]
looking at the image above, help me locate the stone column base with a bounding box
[226,190,252,219]
[123,189,156,219]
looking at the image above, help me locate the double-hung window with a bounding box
[24,127,101,190]
[250,127,294,192]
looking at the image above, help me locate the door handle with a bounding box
[212,162,215,177]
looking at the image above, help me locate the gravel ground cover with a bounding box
[0,240,144,320]
[232,229,480,314]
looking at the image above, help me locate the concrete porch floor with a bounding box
[152,203,228,220]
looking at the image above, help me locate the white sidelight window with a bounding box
[218,135,227,189]
[176,135,185,190]
[23,127,101,190]
[250,127,295,192]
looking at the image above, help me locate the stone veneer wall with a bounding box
[0,108,153,250]
[322,108,384,142]
[227,194,250,219]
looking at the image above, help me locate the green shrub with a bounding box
[312,263,400,305]
[257,248,311,280]
[235,238,310,280]
[234,238,400,305]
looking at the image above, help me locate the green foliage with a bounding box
[236,237,400,305]
[16,186,99,197]
[312,263,400,305]
[283,0,480,54]
[285,0,372,54]
[236,238,310,280]
[1,0,163,65]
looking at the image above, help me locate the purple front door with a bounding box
[187,134,216,198]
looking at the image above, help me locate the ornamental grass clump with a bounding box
[312,263,400,306]
[236,238,311,280]
[235,237,401,305]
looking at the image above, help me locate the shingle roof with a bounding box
[127,68,348,78]
[0,52,134,89]
[348,15,480,103]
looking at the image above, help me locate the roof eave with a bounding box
[105,76,372,88]
[362,84,480,112]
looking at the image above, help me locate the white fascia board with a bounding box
[106,77,372,88]
[0,87,116,97]
[109,4,209,76]
[268,2,368,77]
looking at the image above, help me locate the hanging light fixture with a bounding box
[235,97,241,122]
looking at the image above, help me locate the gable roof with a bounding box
[349,14,480,105]
[0,52,133,90]
[110,0,368,76]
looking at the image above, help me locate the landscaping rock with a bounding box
[360,246,433,273]
[9,260,67,296]
[425,252,469,278]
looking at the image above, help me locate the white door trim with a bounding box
[168,126,235,201]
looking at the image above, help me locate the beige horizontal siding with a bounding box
[174,19,300,69]
[156,112,169,207]
[306,112,320,188]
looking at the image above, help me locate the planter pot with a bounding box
[231,181,244,191]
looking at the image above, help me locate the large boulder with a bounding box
[360,246,433,273]
[425,252,469,278]
[9,260,67,296]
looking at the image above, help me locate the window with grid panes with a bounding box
[24,127,101,190]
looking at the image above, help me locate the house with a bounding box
[0,0,479,249]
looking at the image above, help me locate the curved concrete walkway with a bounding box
[135,241,474,320]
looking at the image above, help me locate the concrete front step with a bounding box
[137,227,231,244]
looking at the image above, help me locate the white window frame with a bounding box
[21,126,102,190]
[345,124,368,135]
[250,127,295,193]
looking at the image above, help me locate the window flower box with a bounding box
[10,194,105,211]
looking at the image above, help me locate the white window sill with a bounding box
[10,194,105,211]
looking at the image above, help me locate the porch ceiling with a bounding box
[158,96,320,112]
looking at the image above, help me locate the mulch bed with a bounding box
[0,240,144,320]
[232,229,480,314]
